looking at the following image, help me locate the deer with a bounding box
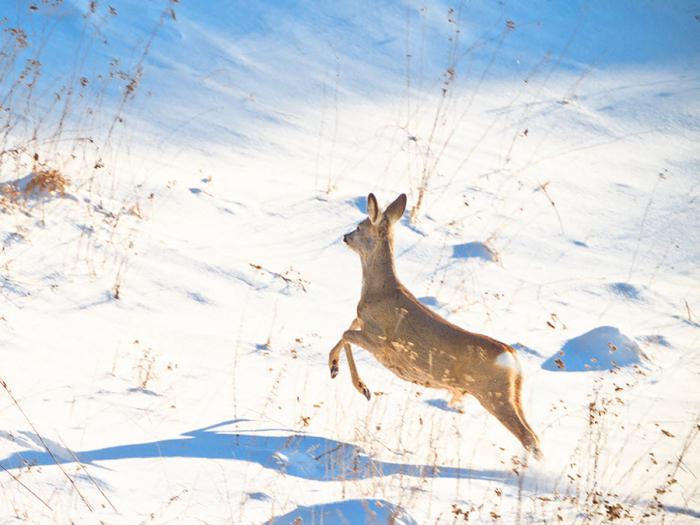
[328,193,542,459]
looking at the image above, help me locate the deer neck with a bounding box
[360,240,399,301]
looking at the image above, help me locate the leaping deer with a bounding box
[329,193,542,459]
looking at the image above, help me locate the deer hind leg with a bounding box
[512,373,542,458]
[474,378,541,459]
[344,344,371,400]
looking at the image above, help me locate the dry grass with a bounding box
[0,182,22,212]
[0,168,69,215]
[0,2,177,307]
[23,169,69,196]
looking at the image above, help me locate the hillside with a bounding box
[1,1,699,523]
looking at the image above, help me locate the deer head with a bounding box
[343,193,407,257]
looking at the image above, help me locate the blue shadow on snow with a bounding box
[452,242,497,262]
[267,498,418,525]
[609,282,641,300]
[424,398,462,414]
[0,420,516,484]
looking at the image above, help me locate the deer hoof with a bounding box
[330,361,339,378]
[361,384,371,401]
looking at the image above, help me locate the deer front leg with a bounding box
[328,338,344,379]
[342,329,385,351]
[344,343,371,400]
[328,318,362,378]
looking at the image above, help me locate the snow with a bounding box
[1,0,699,523]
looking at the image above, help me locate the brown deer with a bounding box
[329,193,542,459]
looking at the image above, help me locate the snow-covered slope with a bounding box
[1,1,699,523]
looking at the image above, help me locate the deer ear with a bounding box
[384,193,407,224]
[367,193,380,224]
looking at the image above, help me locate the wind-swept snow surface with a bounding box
[1,1,699,523]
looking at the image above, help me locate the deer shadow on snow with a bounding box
[4,420,699,521]
[1,419,518,485]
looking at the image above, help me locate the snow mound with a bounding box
[542,326,645,372]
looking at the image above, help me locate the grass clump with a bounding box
[23,168,69,197]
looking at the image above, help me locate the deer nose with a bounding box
[343,233,350,243]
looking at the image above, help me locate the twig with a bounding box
[409,4,466,223]
[627,176,662,281]
[538,181,565,235]
[314,444,343,462]
[58,435,118,512]
[0,463,53,511]
[656,415,700,525]
[249,263,309,293]
[0,379,94,512]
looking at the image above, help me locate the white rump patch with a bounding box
[495,351,520,371]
